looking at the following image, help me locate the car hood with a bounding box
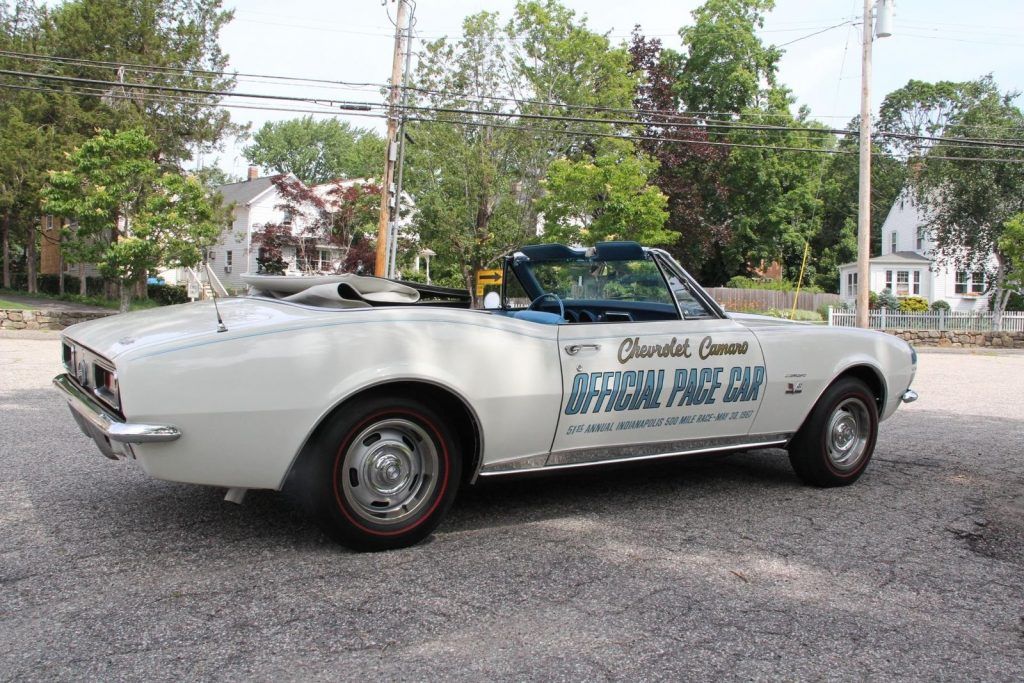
[61,298,324,360]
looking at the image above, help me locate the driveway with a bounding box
[1,340,1021,680]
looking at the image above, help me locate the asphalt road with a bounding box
[2,337,1022,681]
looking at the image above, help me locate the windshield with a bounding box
[508,251,717,321]
[529,258,674,304]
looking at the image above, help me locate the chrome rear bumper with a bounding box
[901,389,918,404]
[53,373,181,460]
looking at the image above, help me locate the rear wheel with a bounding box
[295,396,461,551]
[788,377,878,487]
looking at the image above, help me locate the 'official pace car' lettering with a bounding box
[564,365,765,415]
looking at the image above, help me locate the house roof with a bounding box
[837,251,932,269]
[217,176,276,207]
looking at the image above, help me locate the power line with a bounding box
[5,47,1020,140]
[2,79,1020,164]
[406,115,1024,163]
[775,20,855,47]
[5,65,1024,152]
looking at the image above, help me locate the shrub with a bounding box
[816,301,848,320]
[876,288,899,310]
[899,296,929,313]
[868,290,879,309]
[724,275,822,293]
[930,299,951,312]
[148,284,189,305]
[764,307,824,322]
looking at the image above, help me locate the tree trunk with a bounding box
[26,220,37,293]
[1,210,10,289]
[463,266,477,309]
[58,250,65,295]
[79,263,87,296]
[119,281,131,313]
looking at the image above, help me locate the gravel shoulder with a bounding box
[1,339,1022,680]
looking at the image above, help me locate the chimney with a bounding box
[247,166,259,181]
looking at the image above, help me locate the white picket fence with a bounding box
[828,308,1024,332]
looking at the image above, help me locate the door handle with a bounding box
[564,343,600,355]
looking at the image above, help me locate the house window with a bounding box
[297,248,333,272]
[916,228,925,251]
[896,270,910,296]
[972,272,985,294]
[912,270,920,295]
[282,210,293,227]
[885,270,893,291]
[955,271,986,295]
[226,251,233,267]
[847,272,857,296]
[890,232,898,254]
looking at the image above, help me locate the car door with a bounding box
[549,315,766,467]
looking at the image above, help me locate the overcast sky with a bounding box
[210,0,1024,176]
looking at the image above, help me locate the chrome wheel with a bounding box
[340,418,439,526]
[825,397,871,471]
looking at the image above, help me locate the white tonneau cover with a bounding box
[242,273,421,309]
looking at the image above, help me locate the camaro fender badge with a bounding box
[785,382,803,395]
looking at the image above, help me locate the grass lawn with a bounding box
[0,297,33,310]
[0,289,161,311]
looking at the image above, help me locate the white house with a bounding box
[838,191,996,311]
[209,169,416,292]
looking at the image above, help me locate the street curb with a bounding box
[915,346,1024,356]
[0,330,63,340]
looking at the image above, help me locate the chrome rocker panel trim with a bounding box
[53,373,181,460]
[478,432,793,476]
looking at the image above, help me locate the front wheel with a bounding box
[787,377,878,487]
[295,396,461,551]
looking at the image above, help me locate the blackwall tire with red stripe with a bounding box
[297,396,461,551]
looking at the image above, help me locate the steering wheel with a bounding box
[528,292,565,320]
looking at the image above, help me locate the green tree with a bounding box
[536,139,671,244]
[42,128,224,311]
[406,1,650,302]
[997,213,1024,312]
[677,0,780,115]
[244,118,386,185]
[44,0,239,164]
[878,77,998,158]
[916,87,1024,322]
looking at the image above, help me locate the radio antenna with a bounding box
[204,261,228,333]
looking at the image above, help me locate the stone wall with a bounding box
[0,309,114,331]
[886,329,1024,349]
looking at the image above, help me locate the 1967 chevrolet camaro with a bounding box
[54,241,918,550]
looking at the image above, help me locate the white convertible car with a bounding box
[54,242,917,550]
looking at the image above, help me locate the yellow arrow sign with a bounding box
[475,269,503,297]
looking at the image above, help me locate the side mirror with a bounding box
[483,291,501,309]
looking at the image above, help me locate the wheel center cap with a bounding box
[371,453,406,492]
[834,419,855,450]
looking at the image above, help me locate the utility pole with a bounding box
[375,0,409,277]
[856,0,893,327]
[386,2,415,279]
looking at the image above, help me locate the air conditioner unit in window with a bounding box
[223,265,232,273]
